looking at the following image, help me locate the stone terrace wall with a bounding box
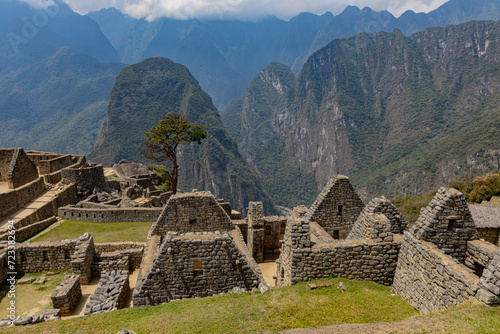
[0,177,45,222]
[305,176,364,239]
[15,240,77,273]
[133,232,261,307]
[51,274,82,316]
[0,183,77,242]
[151,192,234,236]
[0,216,57,243]
[85,270,129,315]
[410,187,479,263]
[7,148,39,189]
[392,232,480,312]
[70,233,95,285]
[59,206,162,223]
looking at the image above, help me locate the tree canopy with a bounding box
[141,113,206,193]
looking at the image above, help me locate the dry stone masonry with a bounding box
[85,270,129,315]
[392,187,500,312]
[133,191,265,307]
[304,176,364,239]
[51,274,82,316]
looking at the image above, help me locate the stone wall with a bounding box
[15,240,76,273]
[477,251,500,305]
[58,206,162,223]
[0,183,77,241]
[465,239,499,274]
[247,202,265,263]
[392,231,480,312]
[6,148,39,189]
[477,228,500,246]
[133,232,261,307]
[51,274,82,316]
[39,155,73,175]
[151,192,234,236]
[0,177,45,222]
[276,215,400,286]
[0,149,13,182]
[263,217,287,252]
[0,216,57,243]
[61,165,106,188]
[85,270,129,315]
[70,233,95,285]
[92,252,129,277]
[410,187,479,264]
[305,176,364,239]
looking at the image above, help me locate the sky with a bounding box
[20,0,450,21]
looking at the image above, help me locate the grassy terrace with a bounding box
[31,220,153,243]
[0,277,498,333]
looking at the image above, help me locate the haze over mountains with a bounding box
[1,0,500,212]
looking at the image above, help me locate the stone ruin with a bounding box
[392,187,500,312]
[133,191,267,307]
[2,150,500,321]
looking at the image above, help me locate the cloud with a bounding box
[18,0,55,9]
[59,0,450,20]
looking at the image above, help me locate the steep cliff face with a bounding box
[223,21,500,206]
[90,57,276,214]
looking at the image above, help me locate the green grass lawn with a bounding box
[0,277,498,333]
[0,270,72,319]
[31,220,153,243]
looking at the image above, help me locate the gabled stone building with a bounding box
[133,191,266,307]
[304,175,365,239]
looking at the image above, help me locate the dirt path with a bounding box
[259,262,277,287]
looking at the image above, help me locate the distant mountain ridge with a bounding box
[222,20,500,207]
[90,57,276,215]
[89,0,500,111]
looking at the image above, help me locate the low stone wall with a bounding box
[92,252,129,277]
[0,177,45,222]
[70,234,95,285]
[85,270,129,315]
[233,221,248,243]
[51,274,82,316]
[0,216,57,243]
[39,155,73,175]
[477,251,500,305]
[58,206,162,223]
[95,243,144,270]
[15,240,76,273]
[276,217,400,286]
[465,239,499,272]
[392,232,480,312]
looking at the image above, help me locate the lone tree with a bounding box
[141,113,206,194]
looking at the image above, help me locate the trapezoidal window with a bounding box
[337,205,343,216]
[332,230,340,239]
[194,261,203,277]
[265,225,272,236]
[448,219,458,230]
